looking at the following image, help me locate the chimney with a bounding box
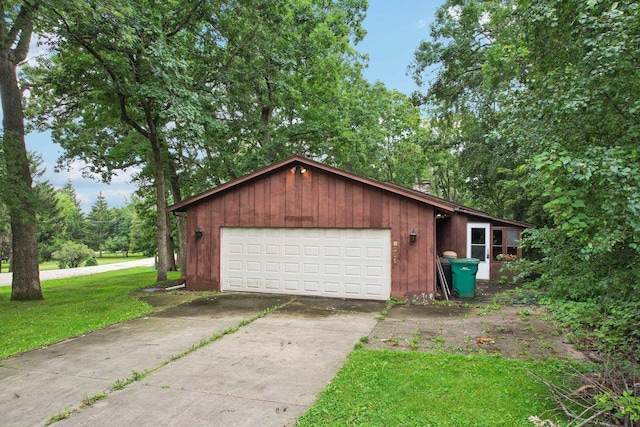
[413,179,431,194]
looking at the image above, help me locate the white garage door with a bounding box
[221,228,391,300]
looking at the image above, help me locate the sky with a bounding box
[14,0,443,212]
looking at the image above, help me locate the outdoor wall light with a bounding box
[195,226,204,240]
[409,228,417,244]
[290,165,307,174]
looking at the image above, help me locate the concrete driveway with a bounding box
[0,294,382,426]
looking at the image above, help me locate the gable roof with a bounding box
[169,155,456,213]
[381,180,533,228]
[168,155,532,228]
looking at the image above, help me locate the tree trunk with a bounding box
[149,136,171,282]
[175,214,187,277]
[166,215,177,271]
[0,50,43,301]
[168,165,186,276]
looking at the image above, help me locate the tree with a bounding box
[56,180,86,242]
[28,0,374,281]
[322,81,434,188]
[34,181,63,261]
[409,0,533,218]
[27,0,215,280]
[0,201,9,272]
[106,202,134,257]
[86,192,114,257]
[0,0,42,300]
[412,0,640,355]
[128,194,158,258]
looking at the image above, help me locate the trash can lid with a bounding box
[450,258,481,264]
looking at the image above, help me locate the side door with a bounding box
[467,222,490,280]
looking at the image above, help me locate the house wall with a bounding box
[437,214,527,282]
[436,213,467,258]
[185,166,436,298]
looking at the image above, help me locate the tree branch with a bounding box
[165,0,204,38]
[0,1,7,43]
[7,1,39,64]
[50,7,150,139]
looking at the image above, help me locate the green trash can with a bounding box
[450,258,480,298]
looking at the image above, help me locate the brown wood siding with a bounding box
[185,167,436,298]
[436,213,467,258]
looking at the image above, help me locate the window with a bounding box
[492,228,520,261]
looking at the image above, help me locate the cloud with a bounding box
[417,19,428,29]
[38,159,138,212]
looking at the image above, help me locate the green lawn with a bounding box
[0,268,178,359]
[0,253,148,272]
[298,349,575,427]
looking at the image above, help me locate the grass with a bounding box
[297,349,576,427]
[0,268,179,359]
[1,253,148,272]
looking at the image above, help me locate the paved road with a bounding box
[0,294,382,426]
[0,257,155,287]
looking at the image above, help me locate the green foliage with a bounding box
[56,181,87,243]
[128,194,158,257]
[596,390,640,424]
[104,235,129,257]
[52,241,94,268]
[413,0,640,359]
[0,268,176,359]
[547,298,640,357]
[297,350,574,426]
[84,257,97,266]
[85,192,115,255]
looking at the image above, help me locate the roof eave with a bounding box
[168,155,457,213]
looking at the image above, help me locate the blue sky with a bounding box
[17,0,443,212]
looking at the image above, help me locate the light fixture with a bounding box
[290,165,307,174]
[195,226,203,240]
[409,228,417,244]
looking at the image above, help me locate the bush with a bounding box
[52,241,94,269]
[84,257,98,267]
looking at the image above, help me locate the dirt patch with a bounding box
[365,283,587,361]
[152,293,291,318]
[135,290,386,319]
[275,296,385,318]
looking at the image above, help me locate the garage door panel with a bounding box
[324,264,340,275]
[284,245,299,256]
[265,279,279,290]
[229,243,243,254]
[324,282,339,293]
[304,263,319,274]
[304,281,319,292]
[366,247,383,259]
[304,246,319,256]
[284,280,299,291]
[265,262,279,272]
[247,244,261,254]
[221,228,391,300]
[345,247,362,257]
[344,283,362,294]
[324,246,340,257]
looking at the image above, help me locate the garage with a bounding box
[221,227,391,300]
[169,155,459,299]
